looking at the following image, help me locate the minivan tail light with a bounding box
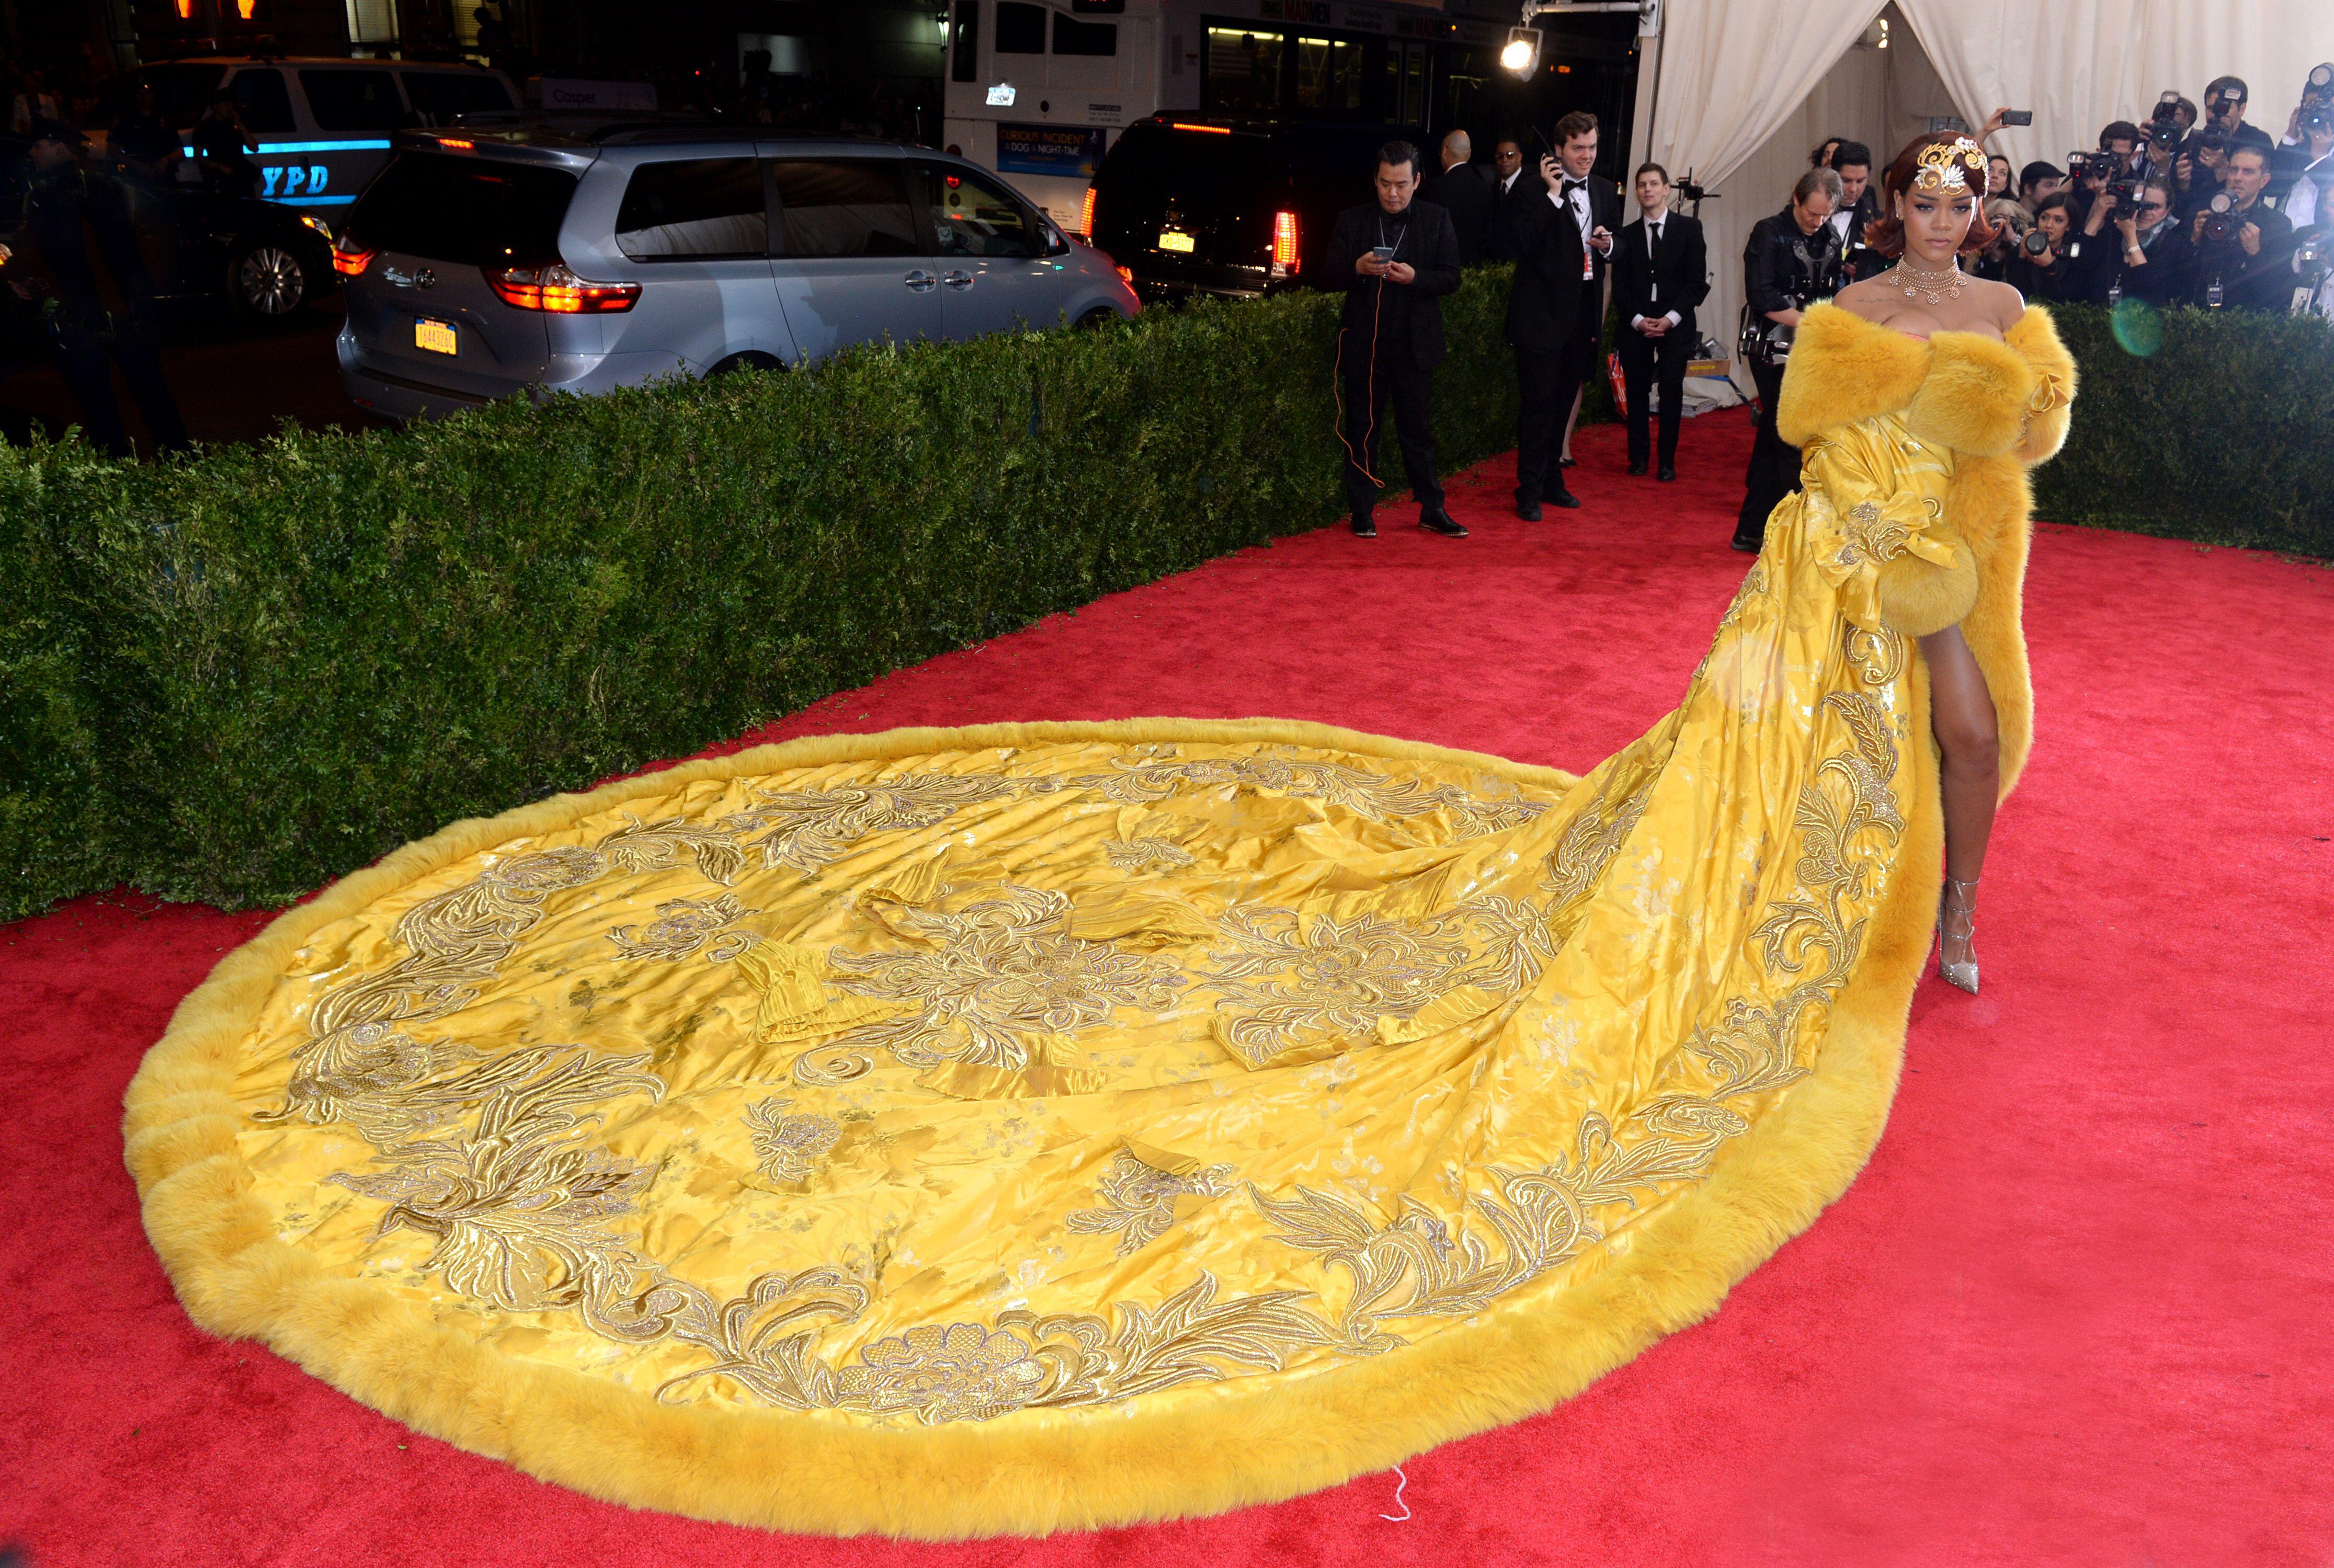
[1079,185,1097,236]
[332,240,375,278]
[485,262,641,313]
[1271,210,1300,277]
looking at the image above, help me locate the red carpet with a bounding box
[6,409,2330,1567]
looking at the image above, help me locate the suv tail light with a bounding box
[332,239,375,278]
[1271,210,1300,277]
[1079,186,1097,236]
[484,262,641,313]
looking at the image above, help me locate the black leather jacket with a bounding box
[1744,206,1842,319]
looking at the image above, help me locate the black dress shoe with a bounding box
[1626,461,1648,477]
[1351,512,1377,537]
[1515,493,1542,521]
[1419,504,1468,537]
[1558,455,1576,468]
[1729,532,1761,553]
[1658,464,1677,482]
[1545,487,1582,509]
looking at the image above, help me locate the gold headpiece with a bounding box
[1911,136,1989,196]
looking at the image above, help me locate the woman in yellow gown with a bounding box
[124,133,2071,1539]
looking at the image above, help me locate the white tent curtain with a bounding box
[1641,0,1885,193]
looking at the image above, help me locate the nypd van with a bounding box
[130,57,518,225]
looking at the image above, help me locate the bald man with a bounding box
[1425,129,1496,266]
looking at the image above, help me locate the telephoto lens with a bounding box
[2022,228,2053,257]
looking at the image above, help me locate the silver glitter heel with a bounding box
[1936,876,1979,994]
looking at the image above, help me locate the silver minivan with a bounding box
[333,120,1141,420]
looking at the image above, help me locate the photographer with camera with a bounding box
[1730,165,1841,554]
[2275,67,2334,223]
[2074,179,2192,305]
[2202,76,2276,162]
[2006,192,2088,302]
[2186,144,2292,310]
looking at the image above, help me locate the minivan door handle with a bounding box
[941,270,974,290]
[903,269,938,292]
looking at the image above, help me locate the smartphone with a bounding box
[2000,109,2034,127]
[1371,245,1395,262]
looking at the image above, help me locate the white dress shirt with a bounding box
[1628,210,1683,330]
[1550,175,1597,279]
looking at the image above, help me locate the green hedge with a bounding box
[2037,303,2334,557]
[1,270,1525,920]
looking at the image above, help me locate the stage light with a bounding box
[1501,27,1541,76]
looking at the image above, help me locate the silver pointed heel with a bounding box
[1936,876,1979,994]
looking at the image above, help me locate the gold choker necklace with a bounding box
[1889,256,1965,305]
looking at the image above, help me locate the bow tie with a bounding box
[1562,179,1586,196]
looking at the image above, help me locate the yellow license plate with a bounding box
[414,318,458,356]
[1157,231,1196,253]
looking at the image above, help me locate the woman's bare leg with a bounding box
[1919,625,1999,973]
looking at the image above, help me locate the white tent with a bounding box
[1626,0,2334,387]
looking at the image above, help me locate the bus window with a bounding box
[1205,28,1283,115]
[1294,37,1362,112]
[950,1,980,82]
[1053,13,1115,56]
[995,2,1045,54]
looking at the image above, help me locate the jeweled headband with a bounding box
[1911,136,1989,197]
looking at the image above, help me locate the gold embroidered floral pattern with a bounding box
[1041,753,1545,837]
[1066,1151,1237,1256]
[1201,907,1474,1063]
[745,1097,844,1182]
[1102,837,1197,872]
[744,776,1019,878]
[811,886,1184,1078]
[607,894,760,962]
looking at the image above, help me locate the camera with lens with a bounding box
[2021,227,2054,257]
[2303,104,2334,140]
[2147,90,2187,145]
[2303,63,2334,111]
[2198,192,2244,244]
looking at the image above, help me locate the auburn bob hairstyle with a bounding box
[1862,131,2001,258]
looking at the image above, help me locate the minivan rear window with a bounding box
[347,154,578,266]
[401,71,516,127]
[617,158,768,259]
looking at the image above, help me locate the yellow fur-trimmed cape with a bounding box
[1777,302,2076,798]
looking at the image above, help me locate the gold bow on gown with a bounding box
[126,313,2071,1538]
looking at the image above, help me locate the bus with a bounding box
[940,0,1577,237]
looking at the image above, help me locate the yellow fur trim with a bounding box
[1775,303,1930,448]
[1876,530,1979,637]
[2005,307,2078,464]
[121,715,1934,1538]
[1904,331,2035,457]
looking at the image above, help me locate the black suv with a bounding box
[1087,115,1426,304]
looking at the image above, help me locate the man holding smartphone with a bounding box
[1545,112,1621,475]
[1325,141,1466,538]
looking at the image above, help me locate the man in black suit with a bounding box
[1610,163,1708,482]
[1826,140,1883,283]
[1506,150,1585,519]
[1425,130,1495,267]
[1323,140,1466,539]
[1485,133,1529,261]
[1545,111,1621,472]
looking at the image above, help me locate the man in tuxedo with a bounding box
[1485,133,1529,261]
[1610,164,1707,482]
[1425,130,1495,266]
[1545,111,1621,471]
[1324,141,1467,539]
[1826,140,1882,282]
[1506,151,1586,518]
